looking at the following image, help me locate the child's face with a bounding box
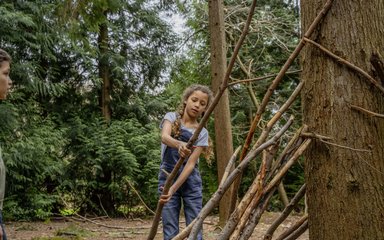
[184,90,209,118]
[0,61,12,100]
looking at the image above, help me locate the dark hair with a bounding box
[0,49,11,67]
[172,84,214,161]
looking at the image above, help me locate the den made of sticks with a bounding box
[146,0,384,239]
[1,0,383,240]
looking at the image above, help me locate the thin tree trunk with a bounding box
[208,0,234,225]
[98,10,111,123]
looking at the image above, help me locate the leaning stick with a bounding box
[275,215,308,240]
[232,187,277,240]
[146,0,257,238]
[187,117,294,240]
[303,37,384,95]
[229,157,268,239]
[231,0,335,211]
[282,220,309,240]
[267,126,306,181]
[237,186,278,240]
[263,184,306,240]
[220,146,242,187]
[252,80,304,150]
[350,104,384,118]
[265,139,312,194]
[227,145,277,240]
[228,70,302,87]
[219,167,264,239]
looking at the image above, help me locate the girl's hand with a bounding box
[178,143,191,158]
[159,187,175,204]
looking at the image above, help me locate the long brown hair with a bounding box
[171,84,214,161]
[0,49,11,67]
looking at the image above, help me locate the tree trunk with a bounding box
[208,0,234,225]
[98,10,111,123]
[301,1,384,239]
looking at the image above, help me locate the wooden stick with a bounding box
[230,80,304,213]
[187,117,294,240]
[275,215,308,240]
[267,126,307,181]
[228,70,302,87]
[283,219,308,240]
[278,183,290,207]
[303,37,384,95]
[237,186,278,240]
[350,104,384,118]
[265,139,312,194]
[319,139,371,153]
[235,57,259,108]
[300,132,333,141]
[220,146,242,187]
[229,0,335,216]
[263,184,306,240]
[229,158,268,239]
[125,179,155,215]
[228,145,278,239]
[252,80,304,150]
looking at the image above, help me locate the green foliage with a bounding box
[0,0,177,219]
[0,0,304,220]
[1,99,67,220]
[60,116,161,215]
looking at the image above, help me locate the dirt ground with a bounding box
[6,212,308,240]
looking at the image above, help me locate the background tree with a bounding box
[208,0,234,224]
[301,0,384,239]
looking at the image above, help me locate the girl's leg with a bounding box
[182,169,203,240]
[162,191,181,240]
[159,168,182,240]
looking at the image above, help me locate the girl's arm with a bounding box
[160,146,204,203]
[161,119,191,158]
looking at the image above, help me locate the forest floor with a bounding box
[6,212,308,240]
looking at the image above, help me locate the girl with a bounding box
[158,84,213,240]
[0,48,12,240]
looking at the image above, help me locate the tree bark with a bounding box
[301,0,384,239]
[98,10,111,123]
[208,0,234,224]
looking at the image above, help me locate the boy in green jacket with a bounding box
[0,48,12,240]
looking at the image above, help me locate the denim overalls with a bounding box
[158,128,203,240]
